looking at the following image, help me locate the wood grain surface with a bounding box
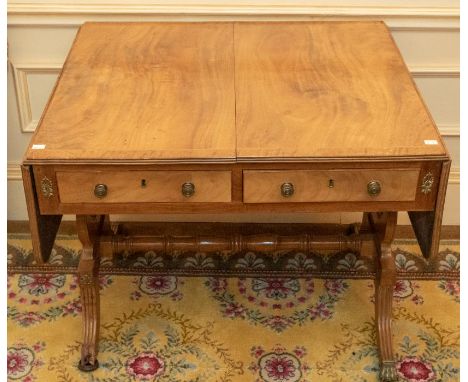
[56,170,232,203]
[243,169,420,203]
[25,22,447,162]
[26,22,236,161]
[235,22,446,160]
[32,161,441,215]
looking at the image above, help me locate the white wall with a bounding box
[7,0,460,225]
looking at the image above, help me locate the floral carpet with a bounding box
[7,235,460,382]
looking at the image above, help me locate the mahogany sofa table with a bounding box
[22,22,450,381]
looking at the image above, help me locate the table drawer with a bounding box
[56,171,232,203]
[243,169,420,203]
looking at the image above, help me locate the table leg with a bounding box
[76,215,105,372]
[376,242,398,381]
[367,212,398,382]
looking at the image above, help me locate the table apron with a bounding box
[30,161,443,215]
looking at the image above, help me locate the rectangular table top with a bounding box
[26,21,447,163]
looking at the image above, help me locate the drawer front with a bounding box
[56,171,232,203]
[243,169,420,203]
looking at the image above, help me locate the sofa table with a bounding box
[22,22,450,381]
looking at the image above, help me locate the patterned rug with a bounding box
[7,235,460,381]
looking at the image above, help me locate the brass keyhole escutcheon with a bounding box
[182,182,195,197]
[281,182,294,197]
[141,179,147,188]
[94,184,108,198]
[367,180,381,197]
[328,179,335,188]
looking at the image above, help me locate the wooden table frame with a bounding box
[22,158,450,382]
[21,21,452,382]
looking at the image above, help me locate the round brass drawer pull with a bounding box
[367,180,381,196]
[182,182,195,197]
[94,184,108,198]
[281,182,294,197]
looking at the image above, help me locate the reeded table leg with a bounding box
[78,258,100,371]
[376,243,398,381]
[367,212,399,382]
[76,215,106,372]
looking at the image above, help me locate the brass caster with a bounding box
[380,361,398,382]
[78,358,99,372]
